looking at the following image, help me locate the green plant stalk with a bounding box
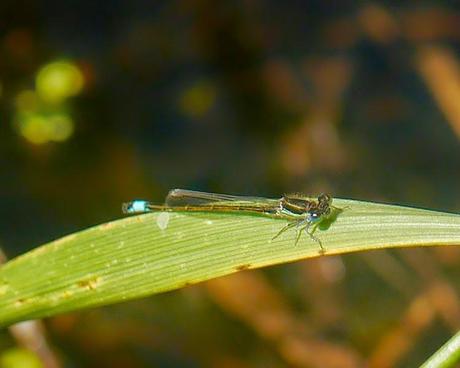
[420,330,460,368]
[0,198,460,327]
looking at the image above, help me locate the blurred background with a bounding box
[2,1,460,367]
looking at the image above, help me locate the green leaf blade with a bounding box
[1,198,460,327]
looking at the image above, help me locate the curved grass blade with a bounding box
[420,330,460,368]
[0,198,460,327]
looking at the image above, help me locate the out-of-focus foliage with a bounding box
[0,348,43,368]
[2,1,460,367]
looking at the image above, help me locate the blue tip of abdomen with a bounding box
[122,200,150,214]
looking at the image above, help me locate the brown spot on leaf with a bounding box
[61,290,73,299]
[235,264,251,271]
[15,298,27,307]
[77,276,101,290]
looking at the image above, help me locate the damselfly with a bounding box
[122,189,341,252]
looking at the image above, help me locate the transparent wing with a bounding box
[165,189,276,207]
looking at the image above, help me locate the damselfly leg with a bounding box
[272,215,324,252]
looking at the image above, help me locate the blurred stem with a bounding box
[1,249,61,368]
[421,331,460,368]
